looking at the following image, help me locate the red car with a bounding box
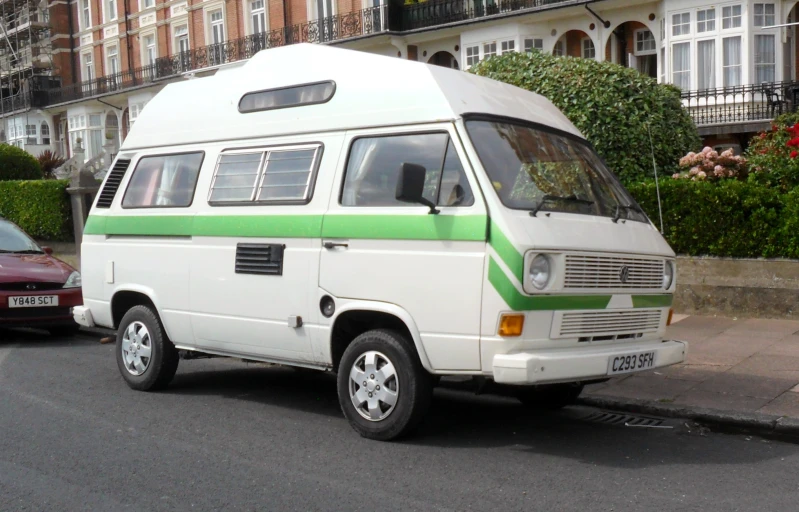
[0,217,83,336]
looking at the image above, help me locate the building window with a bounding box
[82,52,93,81]
[697,40,716,90]
[174,25,189,54]
[722,5,742,30]
[500,40,515,54]
[672,12,690,36]
[582,38,595,59]
[123,153,205,208]
[723,36,742,87]
[105,0,117,22]
[342,134,473,208]
[41,123,50,145]
[635,30,656,55]
[143,34,156,66]
[25,124,36,145]
[251,0,266,34]
[106,45,119,75]
[210,10,225,43]
[754,4,776,28]
[755,34,776,83]
[697,8,716,33]
[660,17,665,41]
[524,38,543,52]
[660,47,666,83]
[483,42,497,58]
[81,0,90,29]
[142,0,154,8]
[465,45,479,66]
[672,42,690,90]
[552,40,564,56]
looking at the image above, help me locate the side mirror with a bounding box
[41,246,53,255]
[395,163,439,214]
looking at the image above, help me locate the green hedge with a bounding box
[0,180,73,241]
[469,51,700,185]
[0,143,43,181]
[627,179,794,258]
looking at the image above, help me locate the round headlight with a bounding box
[529,254,551,290]
[663,261,674,289]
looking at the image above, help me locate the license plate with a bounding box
[607,351,656,376]
[8,295,59,308]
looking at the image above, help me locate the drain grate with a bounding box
[582,411,665,427]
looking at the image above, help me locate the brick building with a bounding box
[2,0,799,163]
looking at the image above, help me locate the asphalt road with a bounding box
[1,328,798,512]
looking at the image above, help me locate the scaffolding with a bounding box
[0,0,54,128]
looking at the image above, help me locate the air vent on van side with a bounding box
[235,243,285,276]
[95,158,132,208]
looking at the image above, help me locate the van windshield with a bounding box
[465,119,648,223]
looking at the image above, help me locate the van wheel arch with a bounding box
[330,310,429,374]
[111,291,159,330]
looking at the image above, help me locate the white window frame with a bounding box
[206,6,226,45]
[754,33,776,84]
[581,37,596,60]
[40,122,50,145]
[141,31,157,66]
[103,0,117,23]
[80,0,91,30]
[634,29,657,56]
[722,35,743,87]
[697,38,717,91]
[753,3,776,28]
[523,38,544,52]
[173,24,190,54]
[307,0,335,21]
[671,41,691,90]
[105,43,119,76]
[672,12,691,38]
[696,8,716,33]
[722,5,743,31]
[465,45,479,67]
[82,51,94,81]
[499,39,515,54]
[140,0,155,9]
[248,0,267,35]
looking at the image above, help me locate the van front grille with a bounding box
[553,309,663,340]
[564,254,664,290]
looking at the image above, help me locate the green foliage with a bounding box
[37,149,67,180]
[468,51,701,185]
[627,179,789,258]
[0,144,43,181]
[745,117,799,190]
[0,180,73,241]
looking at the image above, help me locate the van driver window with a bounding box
[122,152,204,208]
[341,133,474,207]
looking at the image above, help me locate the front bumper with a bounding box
[492,340,687,385]
[72,306,95,328]
[0,288,83,327]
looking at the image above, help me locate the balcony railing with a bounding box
[2,5,390,112]
[402,0,574,30]
[681,80,799,127]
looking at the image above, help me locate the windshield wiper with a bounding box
[530,194,595,217]
[612,204,645,223]
[3,249,45,254]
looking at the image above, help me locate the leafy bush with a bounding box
[0,180,73,241]
[627,179,790,258]
[0,143,43,181]
[469,51,701,185]
[745,117,799,190]
[673,146,748,181]
[37,150,67,180]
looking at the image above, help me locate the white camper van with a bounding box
[73,44,686,440]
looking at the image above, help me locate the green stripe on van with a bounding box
[632,294,673,308]
[488,220,524,281]
[84,214,486,241]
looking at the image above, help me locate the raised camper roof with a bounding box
[121,43,584,151]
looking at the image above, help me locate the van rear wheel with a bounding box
[115,305,179,391]
[337,329,432,441]
[516,383,584,410]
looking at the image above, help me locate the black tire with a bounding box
[516,383,584,410]
[337,329,433,441]
[48,324,81,337]
[115,305,179,392]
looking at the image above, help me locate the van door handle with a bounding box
[323,242,349,250]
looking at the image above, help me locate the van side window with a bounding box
[341,133,474,207]
[121,152,204,208]
[208,145,322,205]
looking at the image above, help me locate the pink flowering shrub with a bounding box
[672,146,748,182]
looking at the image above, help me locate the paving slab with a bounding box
[759,392,799,417]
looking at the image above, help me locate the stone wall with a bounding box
[674,256,799,319]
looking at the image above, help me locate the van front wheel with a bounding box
[337,329,432,441]
[115,305,179,392]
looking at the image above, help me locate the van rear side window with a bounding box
[208,144,322,205]
[121,152,204,208]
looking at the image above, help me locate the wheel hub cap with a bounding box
[121,321,153,377]
[348,350,399,422]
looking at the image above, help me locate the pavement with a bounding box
[1,329,798,511]
[581,314,799,437]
